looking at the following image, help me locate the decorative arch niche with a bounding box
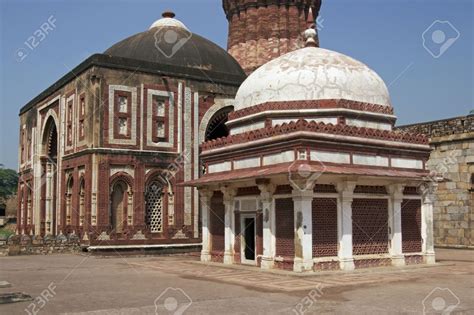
[110,180,127,234]
[40,113,59,236]
[109,173,134,234]
[41,114,59,160]
[65,175,74,226]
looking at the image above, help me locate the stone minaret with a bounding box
[223,0,322,74]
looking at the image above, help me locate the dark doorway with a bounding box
[244,217,256,261]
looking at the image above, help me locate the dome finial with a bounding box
[303,8,318,48]
[162,10,176,19]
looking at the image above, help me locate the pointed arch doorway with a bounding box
[41,116,59,236]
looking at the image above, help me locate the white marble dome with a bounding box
[149,12,189,31]
[234,47,392,111]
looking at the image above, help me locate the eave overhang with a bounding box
[182,161,430,187]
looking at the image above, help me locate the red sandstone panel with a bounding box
[236,186,260,196]
[312,198,338,257]
[352,199,389,255]
[234,212,241,263]
[314,184,337,194]
[210,193,225,253]
[354,185,388,195]
[401,199,423,253]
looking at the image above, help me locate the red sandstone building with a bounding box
[17,0,436,270]
[17,10,247,248]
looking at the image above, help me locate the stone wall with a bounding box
[397,115,473,137]
[0,234,81,257]
[397,115,474,248]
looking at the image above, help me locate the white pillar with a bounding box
[258,183,276,269]
[337,182,356,271]
[221,186,237,265]
[292,189,314,272]
[422,185,436,264]
[199,189,214,262]
[388,184,405,267]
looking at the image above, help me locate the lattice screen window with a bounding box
[401,199,422,253]
[312,198,338,257]
[352,198,389,255]
[145,182,164,233]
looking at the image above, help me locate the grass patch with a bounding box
[0,223,15,238]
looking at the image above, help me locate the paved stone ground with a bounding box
[0,249,472,314]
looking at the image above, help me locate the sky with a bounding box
[0,0,473,169]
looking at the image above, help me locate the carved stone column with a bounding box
[126,190,133,226]
[199,188,214,262]
[79,191,85,226]
[65,192,72,225]
[422,184,437,264]
[336,181,357,271]
[258,182,276,269]
[388,184,405,267]
[292,184,314,272]
[221,186,237,264]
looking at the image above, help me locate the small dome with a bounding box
[104,12,245,77]
[234,47,391,111]
[149,11,189,31]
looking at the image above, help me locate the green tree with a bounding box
[0,165,18,201]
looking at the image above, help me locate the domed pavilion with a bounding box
[185,21,434,272]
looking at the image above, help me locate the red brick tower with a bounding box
[223,0,322,74]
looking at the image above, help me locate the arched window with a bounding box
[45,120,58,160]
[110,181,127,233]
[145,181,164,233]
[205,107,233,141]
[66,176,74,225]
